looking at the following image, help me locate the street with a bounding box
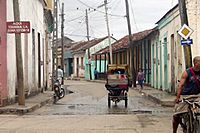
[0,80,178,133]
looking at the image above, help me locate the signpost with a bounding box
[178,24,193,40]
[7,21,30,34]
[181,39,193,45]
[6,20,30,106]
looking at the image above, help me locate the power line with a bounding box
[66,15,85,22]
[129,0,139,31]
[64,33,96,39]
[76,0,125,17]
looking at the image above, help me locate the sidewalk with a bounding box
[137,86,176,107]
[0,91,54,115]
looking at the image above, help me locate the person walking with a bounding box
[137,69,145,91]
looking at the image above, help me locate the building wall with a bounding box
[84,38,116,80]
[0,0,7,102]
[6,0,46,99]
[73,53,85,78]
[186,0,200,58]
[162,1,200,93]
[155,6,181,92]
[154,1,200,93]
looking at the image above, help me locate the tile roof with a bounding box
[69,36,108,54]
[94,28,156,54]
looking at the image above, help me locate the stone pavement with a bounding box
[89,79,176,107]
[0,91,54,115]
[0,79,176,115]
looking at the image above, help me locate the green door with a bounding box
[163,38,168,90]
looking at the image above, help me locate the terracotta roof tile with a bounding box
[69,37,108,53]
[95,29,156,54]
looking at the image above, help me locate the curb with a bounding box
[0,88,73,115]
[142,91,175,107]
[0,97,53,115]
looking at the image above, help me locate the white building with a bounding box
[0,0,53,106]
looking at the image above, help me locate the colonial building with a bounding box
[0,0,53,106]
[70,37,116,79]
[151,1,200,93]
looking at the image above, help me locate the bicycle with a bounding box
[179,95,200,133]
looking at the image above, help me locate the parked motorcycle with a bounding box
[53,78,65,103]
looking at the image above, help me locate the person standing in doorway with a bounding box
[94,68,98,80]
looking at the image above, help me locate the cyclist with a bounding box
[173,56,200,133]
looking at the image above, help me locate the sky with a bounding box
[58,0,178,41]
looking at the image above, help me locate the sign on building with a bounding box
[178,24,193,40]
[7,21,30,34]
[181,39,193,45]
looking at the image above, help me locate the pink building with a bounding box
[0,0,8,106]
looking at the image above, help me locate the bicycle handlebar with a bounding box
[182,98,200,108]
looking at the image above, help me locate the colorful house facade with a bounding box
[70,37,116,79]
[151,1,200,93]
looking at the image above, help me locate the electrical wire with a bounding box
[76,0,125,17]
[89,25,105,36]
[129,0,139,31]
[66,15,85,22]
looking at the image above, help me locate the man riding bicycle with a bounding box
[173,56,200,133]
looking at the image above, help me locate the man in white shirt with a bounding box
[57,66,64,85]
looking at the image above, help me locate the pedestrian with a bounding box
[137,69,145,91]
[173,56,200,133]
[94,68,98,80]
[57,65,64,85]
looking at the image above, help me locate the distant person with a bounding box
[94,68,98,80]
[57,66,64,85]
[137,69,145,91]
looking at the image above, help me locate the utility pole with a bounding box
[52,0,58,89]
[178,0,192,68]
[61,3,65,73]
[86,9,90,41]
[125,0,136,87]
[104,0,113,64]
[85,9,92,80]
[13,0,25,105]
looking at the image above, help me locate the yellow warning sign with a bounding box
[178,24,193,40]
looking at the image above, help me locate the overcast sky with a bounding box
[58,0,178,41]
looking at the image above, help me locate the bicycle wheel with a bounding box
[188,108,194,133]
[193,117,200,133]
[182,113,192,133]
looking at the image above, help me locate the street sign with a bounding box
[178,24,193,40]
[181,39,193,45]
[7,21,30,33]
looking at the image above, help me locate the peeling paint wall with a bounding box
[155,6,181,92]
[0,0,8,101]
[6,0,46,99]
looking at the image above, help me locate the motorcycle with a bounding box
[53,78,65,103]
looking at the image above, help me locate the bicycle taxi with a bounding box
[105,64,132,108]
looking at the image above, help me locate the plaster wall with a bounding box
[6,0,46,98]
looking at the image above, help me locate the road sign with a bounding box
[7,21,30,33]
[178,24,193,40]
[181,39,193,45]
